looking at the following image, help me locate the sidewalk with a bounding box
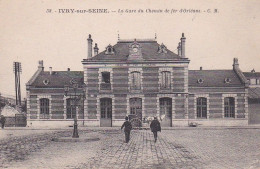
[1,124,260,131]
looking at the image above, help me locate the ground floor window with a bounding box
[224,97,235,118]
[100,98,112,119]
[197,97,207,118]
[160,97,172,118]
[40,98,49,117]
[66,98,76,119]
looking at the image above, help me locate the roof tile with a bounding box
[189,70,243,87]
[30,71,84,88]
[87,40,181,61]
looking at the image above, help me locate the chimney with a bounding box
[94,43,99,56]
[180,33,186,58]
[49,67,52,75]
[200,67,203,70]
[233,58,239,70]
[177,42,181,56]
[232,58,249,87]
[38,60,44,71]
[67,68,70,71]
[87,34,93,58]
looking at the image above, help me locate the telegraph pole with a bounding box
[13,62,22,106]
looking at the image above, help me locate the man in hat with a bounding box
[0,115,6,129]
[121,116,132,143]
[150,116,161,142]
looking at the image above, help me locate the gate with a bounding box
[129,98,142,128]
[15,114,27,127]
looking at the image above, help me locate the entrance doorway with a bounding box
[100,98,112,127]
[160,98,172,127]
[129,98,142,127]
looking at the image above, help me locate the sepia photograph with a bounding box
[0,0,260,168]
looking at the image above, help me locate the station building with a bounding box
[243,70,260,124]
[26,33,250,127]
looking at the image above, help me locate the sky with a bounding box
[0,0,260,98]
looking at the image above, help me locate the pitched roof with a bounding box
[188,70,244,87]
[30,69,244,88]
[248,87,260,99]
[86,40,182,62]
[30,71,84,88]
[0,105,21,117]
[243,72,260,78]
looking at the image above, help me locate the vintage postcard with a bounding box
[0,0,260,168]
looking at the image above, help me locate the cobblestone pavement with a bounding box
[0,128,260,169]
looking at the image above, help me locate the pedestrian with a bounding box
[0,115,6,129]
[121,116,132,143]
[150,116,161,142]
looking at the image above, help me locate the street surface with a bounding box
[0,128,259,169]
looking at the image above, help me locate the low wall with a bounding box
[249,103,260,124]
[173,119,248,127]
[27,118,249,128]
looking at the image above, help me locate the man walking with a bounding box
[121,116,132,143]
[0,115,6,129]
[150,116,161,142]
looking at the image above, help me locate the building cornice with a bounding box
[189,86,245,89]
[82,59,190,65]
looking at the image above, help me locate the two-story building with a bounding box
[26,33,249,127]
[243,70,260,124]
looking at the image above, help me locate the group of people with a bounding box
[0,115,6,129]
[121,116,161,143]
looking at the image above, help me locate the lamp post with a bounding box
[64,82,86,138]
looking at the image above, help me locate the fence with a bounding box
[3,114,27,127]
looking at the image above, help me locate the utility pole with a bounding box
[13,62,22,106]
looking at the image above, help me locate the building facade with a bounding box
[26,34,249,127]
[26,63,84,127]
[243,70,260,124]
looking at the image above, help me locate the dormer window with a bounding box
[158,43,167,53]
[197,79,204,84]
[105,44,114,54]
[130,41,141,54]
[43,79,49,85]
[225,78,231,83]
[128,40,143,60]
[70,78,77,84]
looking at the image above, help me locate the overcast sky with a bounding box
[0,0,259,98]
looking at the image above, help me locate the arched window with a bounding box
[161,71,171,89]
[197,97,207,118]
[66,98,76,119]
[40,98,49,116]
[130,71,141,90]
[224,97,235,118]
